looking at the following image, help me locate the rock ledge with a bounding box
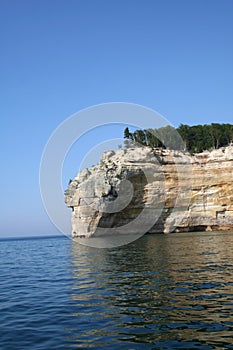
[65,146,233,237]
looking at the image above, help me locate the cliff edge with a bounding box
[65,146,233,237]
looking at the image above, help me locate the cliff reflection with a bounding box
[68,232,233,348]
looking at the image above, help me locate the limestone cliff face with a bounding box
[65,146,233,237]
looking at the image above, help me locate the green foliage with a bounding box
[124,127,131,139]
[177,123,233,153]
[123,123,233,153]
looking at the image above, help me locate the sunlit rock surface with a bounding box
[65,146,233,237]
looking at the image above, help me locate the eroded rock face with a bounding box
[65,146,233,237]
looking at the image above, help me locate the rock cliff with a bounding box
[65,146,233,237]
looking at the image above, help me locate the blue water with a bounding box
[0,232,233,349]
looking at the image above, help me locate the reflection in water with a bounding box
[68,232,233,349]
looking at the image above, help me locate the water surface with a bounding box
[0,231,233,349]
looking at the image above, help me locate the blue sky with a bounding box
[1,0,232,237]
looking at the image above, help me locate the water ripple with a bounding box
[0,232,233,349]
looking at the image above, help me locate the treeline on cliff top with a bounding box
[123,123,233,153]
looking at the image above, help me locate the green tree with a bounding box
[177,124,190,150]
[124,123,233,153]
[133,129,146,145]
[124,127,131,140]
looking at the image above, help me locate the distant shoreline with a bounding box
[0,234,69,242]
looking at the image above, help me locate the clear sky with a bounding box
[1,0,232,237]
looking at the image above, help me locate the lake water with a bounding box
[0,231,233,349]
